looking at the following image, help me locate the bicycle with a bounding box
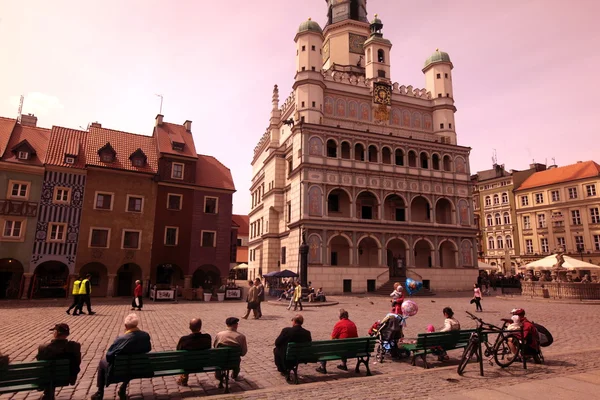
[457,311,522,375]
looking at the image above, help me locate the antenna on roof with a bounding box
[155,94,164,114]
[17,95,24,123]
[552,157,556,165]
[491,149,497,166]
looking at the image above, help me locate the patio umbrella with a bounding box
[525,254,600,270]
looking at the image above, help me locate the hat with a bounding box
[50,323,70,335]
[225,317,239,326]
[511,308,525,316]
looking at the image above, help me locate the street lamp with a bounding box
[576,244,585,261]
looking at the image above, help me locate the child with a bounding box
[390,282,404,313]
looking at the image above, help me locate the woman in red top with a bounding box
[131,280,143,311]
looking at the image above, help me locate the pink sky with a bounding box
[1,0,599,214]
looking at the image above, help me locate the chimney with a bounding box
[89,122,102,128]
[183,120,192,132]
[529,163,547,172]
[155,114,164,126]
[20,113,37,127]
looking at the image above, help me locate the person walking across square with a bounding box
[66,276,82,315]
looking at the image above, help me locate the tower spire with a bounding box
[325,0,368,26]
[272,85,279,110]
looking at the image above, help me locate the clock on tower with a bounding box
[373,82,391,106]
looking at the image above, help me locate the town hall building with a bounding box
[248,0,478,293]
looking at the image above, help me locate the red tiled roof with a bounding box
[0,117,17,158]
[0,123,50,165]
[236,246,248,263]
[517,161,600,191]
[87,127,158,174]
[232,214,249,235]
[195,154,235,191]
[45,126,89,168]
[155,122,197,159]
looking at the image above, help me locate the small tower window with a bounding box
[449,123,452,129]
[438,93,442,98]
[301,101,305,107]
[312,101,316,107]
[311,45,316,51]
[446,93,450,97]
[302,66,306,71]
[311,66,316,71]
[440,123,444,129]
[445,73,449,78]
[302,45,306,51]
[377,70,386,78]
[377,49,385,63]
[436,73,441,79]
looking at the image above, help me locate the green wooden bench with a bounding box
[0,359,71,398]
[285,337,375,384]
[109,347,242,393]
[403,329,484,368]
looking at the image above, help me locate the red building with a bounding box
[150,115,235,292]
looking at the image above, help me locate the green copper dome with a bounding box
[424,49,452,69]
[371,14,382,25]
[298,18,323,34]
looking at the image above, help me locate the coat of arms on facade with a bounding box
[374,104,389,124]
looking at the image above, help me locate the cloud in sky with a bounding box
[8,92,64,117]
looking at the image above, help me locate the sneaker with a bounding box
[88,311,96,315]
[90,392,104,400]
[315,366,326,374]
[66,310,70,315]
[336,364,348,371]
[233,374,244,381]
[130,307,135,311]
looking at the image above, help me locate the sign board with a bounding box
[150,287,176,301]
[225,289,242,299]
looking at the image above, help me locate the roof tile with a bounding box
[0,123,50,165]
[517,161,600,190]
[155,122,197,158]
[46,127,88,168]
[195,154,235,191]
[232,214,249,235]
[0,117,17,158]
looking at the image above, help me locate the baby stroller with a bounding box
[369,313,409,362]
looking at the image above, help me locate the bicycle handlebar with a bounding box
[465,311,505,332]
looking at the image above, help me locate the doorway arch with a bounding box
[115,263,142,297]
[80,262,108,297]
[192,264,221,292]
[155,263,185,288]
[0,258,24,299]
[414,239,434,268]
[33,261,69,298]
[386,239,408,278]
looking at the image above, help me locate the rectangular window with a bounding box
[436,73,441,79]
[95,192,113,210]
[594,235,600,251]
[122,230,141,250]
[164,227,179,246]
[53,187,71,204]
[287,159,293,176]
[535,193,544,204]
[552,212,564,227]
[571,210,581,225]
[281,247,287,264]
[328,195,340,212]
[444,73,449,78]
[523,216,531,229]
[90,228,110,248]
[525,239,533,254]
[540,238,549,253]
[557,237,566,249]
[127,195,144,213]
[2,220,22,238]
[590,207,600,224]
[551,190,560,202]
[236,238,242,246]
[286,201,292,223]
[575,235,584,251]
[537,213,546,228]
[167,194,182,210]
[521,196,529,206]
[171,162,184,179]
[48,223,66,242]
[201,231,216,247]
[18,151,29,160]
[9,181,29,199]
[586,184,597,197]
[568,187,578,199]
[331,252,338,266]
[204,197,218,214]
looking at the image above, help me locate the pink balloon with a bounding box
[401,299,419,317]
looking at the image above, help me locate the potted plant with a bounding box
[217,286,226,302]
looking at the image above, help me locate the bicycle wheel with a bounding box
[494,334,519,368]
[457,338,478,375]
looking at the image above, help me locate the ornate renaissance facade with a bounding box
[248,0,478,293]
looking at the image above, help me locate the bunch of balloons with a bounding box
[401,299,419,317]
[405,278,423,296]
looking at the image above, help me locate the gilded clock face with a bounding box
[373,84,391,105]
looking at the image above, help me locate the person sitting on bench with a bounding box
[91,314,151,400]
[176,318,212,386]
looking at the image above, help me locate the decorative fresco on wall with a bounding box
[308,186,323,217]
[308,234,322,264]
[309,137,323,156]
[461,240,474,267]
[458,199,470,226]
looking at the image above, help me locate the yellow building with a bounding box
[515,161,600,266]
[472,164,544,273]
[248,1,478,294]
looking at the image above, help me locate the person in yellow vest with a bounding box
[66,275,83,315]
[75,274,95,315]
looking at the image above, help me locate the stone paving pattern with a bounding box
[1,292,599,399]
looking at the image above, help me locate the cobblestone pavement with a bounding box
[1,293,599,399]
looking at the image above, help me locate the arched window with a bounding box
[341,141,351,159]
[367,48,372,63]
[494,213,501,225]
[485,196,491,207]
[432,154,440,170]
[443,155,452,171]
[408,151,417,167]
[326,139,337,158]
[378,49,385,63]
[395,149,404,166]
[501,192,509,204]
[487,237,495,250]
[486,214,493,226]
[368,145,378,162]
[381,147,392,164]
[420,152,429,169]
[493,194,499,205]
[503,212,511,225]
[497,236,504,249]
[506,235,513,249]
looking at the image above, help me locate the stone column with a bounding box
[184,275,192,289]
[144,277,151,297]
[21,273,33,299]
[106,274,117,297]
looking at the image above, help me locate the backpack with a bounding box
[533,323,553,347]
